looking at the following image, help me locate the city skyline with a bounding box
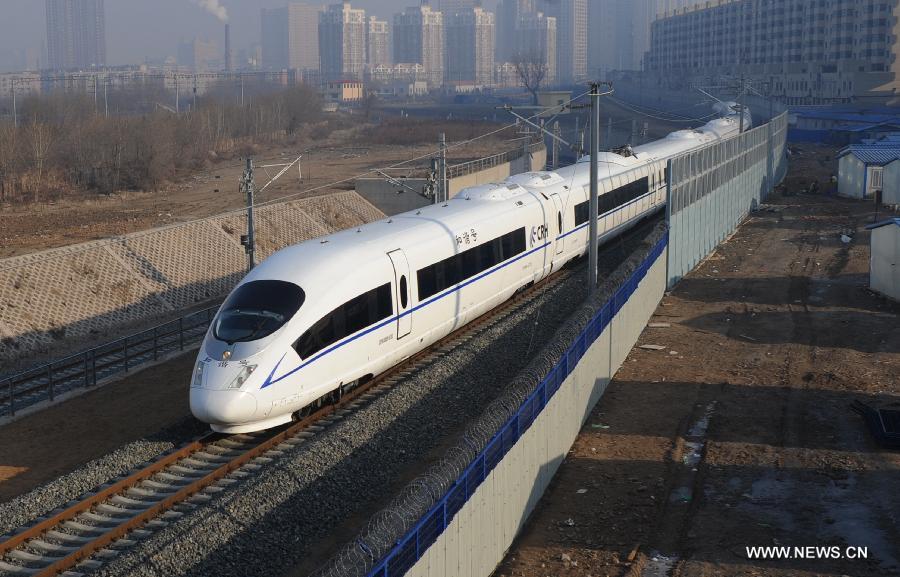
[0,0,503,72]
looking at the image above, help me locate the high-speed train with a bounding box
[190,102,751,433]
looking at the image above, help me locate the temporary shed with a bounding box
[881,158,900,206]
[866,218,900,301]
[837,144,900,199]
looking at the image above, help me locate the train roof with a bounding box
[244,185,544,294]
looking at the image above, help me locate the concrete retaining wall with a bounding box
[404,245,666,577]
[0,192,384,364]
[447,147,548,197]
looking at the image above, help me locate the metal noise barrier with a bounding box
[311,222,669,577]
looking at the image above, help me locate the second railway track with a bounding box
[0,215,663,577]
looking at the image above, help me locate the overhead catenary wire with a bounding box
[0,89,596,274]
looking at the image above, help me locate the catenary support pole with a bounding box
[439,132,447,203]
[243,158,256,272]
[589,83,600,294]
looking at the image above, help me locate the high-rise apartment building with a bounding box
[178,38,220,73]
[647,0,900,105]
[261,3,320,73]
[319,2,367,82]
[367,17,391,70]
[537,0,587,84]
[445,7,495,85]
[394,5,445,87]
[588,0,708,75]
[496,0,534,62]
[437,0,476,16]
[515,11,556,86]
[46,0,106,70]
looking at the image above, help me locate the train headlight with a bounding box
[226,365,257,389]
[191,362,205,388]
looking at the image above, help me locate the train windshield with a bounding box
[214,280,305,344]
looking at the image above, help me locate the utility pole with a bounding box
[93,75,98,115]
[589,82,601,294]
[104,78,109,118]
[552,121,560,169]
[240,158,256,272]
[574,117,579,155]
[739,74,745,134]
[11,80,17,129]
[439,132,447,203]
[175,74,180,114]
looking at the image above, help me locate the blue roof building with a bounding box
[837,138,900,199]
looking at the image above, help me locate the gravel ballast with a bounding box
[0,417,206,537]
[68,219,665,577]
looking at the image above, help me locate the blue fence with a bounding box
[365,232,668,577]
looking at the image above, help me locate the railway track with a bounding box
[0,215,663,577]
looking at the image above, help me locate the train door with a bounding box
[387,249,412,339]
[550,193,565,255]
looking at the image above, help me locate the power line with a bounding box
[0,89,594,273]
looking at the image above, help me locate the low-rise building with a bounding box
[881,158,900,206]
[838,141,900,199]
[324,80,364,102]
[866,218,900,301]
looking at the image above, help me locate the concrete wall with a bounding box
[871,224,900,301]
[448,147,548,197]
[404,244,668,577]
[356,146,548,216]
[354,178,432,216]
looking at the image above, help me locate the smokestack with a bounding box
[225,23,232,71]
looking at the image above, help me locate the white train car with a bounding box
[190,103,749,433]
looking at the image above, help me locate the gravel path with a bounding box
[0,417,205,537]
[89,219,665,577]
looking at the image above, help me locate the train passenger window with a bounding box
[399,276,408,309]
[574,176,651,225]
[416,228,527,300]
[213,280,305,344]
[293,283,392,360]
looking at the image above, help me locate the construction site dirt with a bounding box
[494,191,900,577]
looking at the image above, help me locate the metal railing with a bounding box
[1,305,220,417]
[447,141,544,179]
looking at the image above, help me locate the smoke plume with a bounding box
[190,0,229,23]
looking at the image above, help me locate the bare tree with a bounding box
[513,51,549,105]
[26,121,53,202]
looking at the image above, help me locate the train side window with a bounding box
[399,276,408,309]
[574,201,589,226]
[294,283,392,360]
[416,228,526,300]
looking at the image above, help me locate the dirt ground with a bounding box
[0,353,197,502]
[0,128,510,259]
[494,191,900,577]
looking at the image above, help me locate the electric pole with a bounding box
[438,132,447,203]
[589,82,601,294]
[739,74,745,134]
[240,158,256,272]
[11,80,17,128]
[552,121,560,169]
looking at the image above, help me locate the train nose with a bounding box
[190,388,258,426]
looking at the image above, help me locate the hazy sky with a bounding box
[0,0,498,71]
